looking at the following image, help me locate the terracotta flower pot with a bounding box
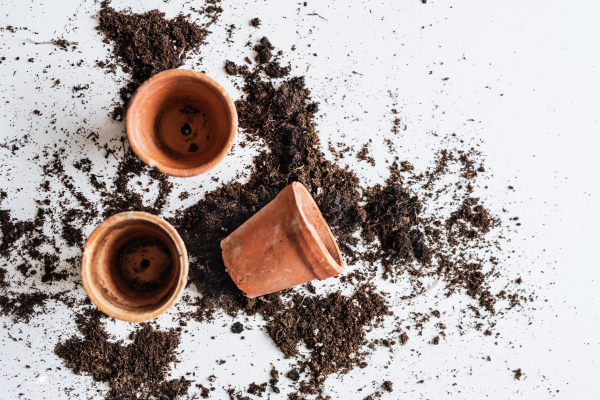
[126,69,238,177]
[81,211,188,322]
[221,182,344,298]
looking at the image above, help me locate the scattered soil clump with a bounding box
[382,380,393,392]
[55,307,191,399]
[0,292,49,323]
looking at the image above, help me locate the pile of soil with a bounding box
[96,0,223,120]
[362,162,430,271]
[266,286,389,386]
[55,307,190,399]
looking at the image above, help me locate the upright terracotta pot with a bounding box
[81,211,188,322]
[126,69,237,177]
[221,182,344,298]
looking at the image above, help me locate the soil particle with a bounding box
[287,369,300,381]
[231,322,244,333]
[382,380,393,392]
[357,141,376,166]
[514,368,523,380]
[247,382,267,396]
[0,267,6,288]
[270,366,281,393]
[400,332,409,344]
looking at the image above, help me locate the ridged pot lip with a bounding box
[290,182,345,279]
[81,211,189,322]
[125,68,238,177]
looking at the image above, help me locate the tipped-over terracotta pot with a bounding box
[81,211,188,322]
[221,182,344,298]
[126,69,237,177]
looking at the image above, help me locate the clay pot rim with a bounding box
[125,69,238,177]
[81,211,189,322]
[291,182,345,277]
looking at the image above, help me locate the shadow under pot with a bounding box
[126,69,238,177]
[81,211,188,322]
[221,182,345,298]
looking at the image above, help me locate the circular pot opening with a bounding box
[83,213,187,321]
[127,70,237,176]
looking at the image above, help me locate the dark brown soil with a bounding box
[357,141,376,166]
[382,380,393,392]
[96,0,222,120]
[55,307,191,399]
[514,368,523,380]
[0,292,49,323]
[231,322,244,333]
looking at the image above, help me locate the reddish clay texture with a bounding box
[81,211,188,322]
[221,182,344,298]
[126,69,237,177]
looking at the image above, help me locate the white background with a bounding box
[0,0,599,399]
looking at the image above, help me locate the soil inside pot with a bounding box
[116,236,173,292]
[152,99,216,164]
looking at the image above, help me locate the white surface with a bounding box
[0,0,599,399]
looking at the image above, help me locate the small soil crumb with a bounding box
[514,368,523,380]
[231,322,244,333]
[357,141,376,166]
[432,310,441,318]
[433,336,440,345]
[400,332,409,344]
[179,191,190,200]
[287,369,300,381]
[196,383,210,398]
[250,18,261,27]
[188,143,199,152]
[0,292,49,323]
[270,366,281,393]
[247,382,267,396]
[382,380,393,392]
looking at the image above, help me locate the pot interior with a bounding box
[129,73,234,173]
[89,218,182,313]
